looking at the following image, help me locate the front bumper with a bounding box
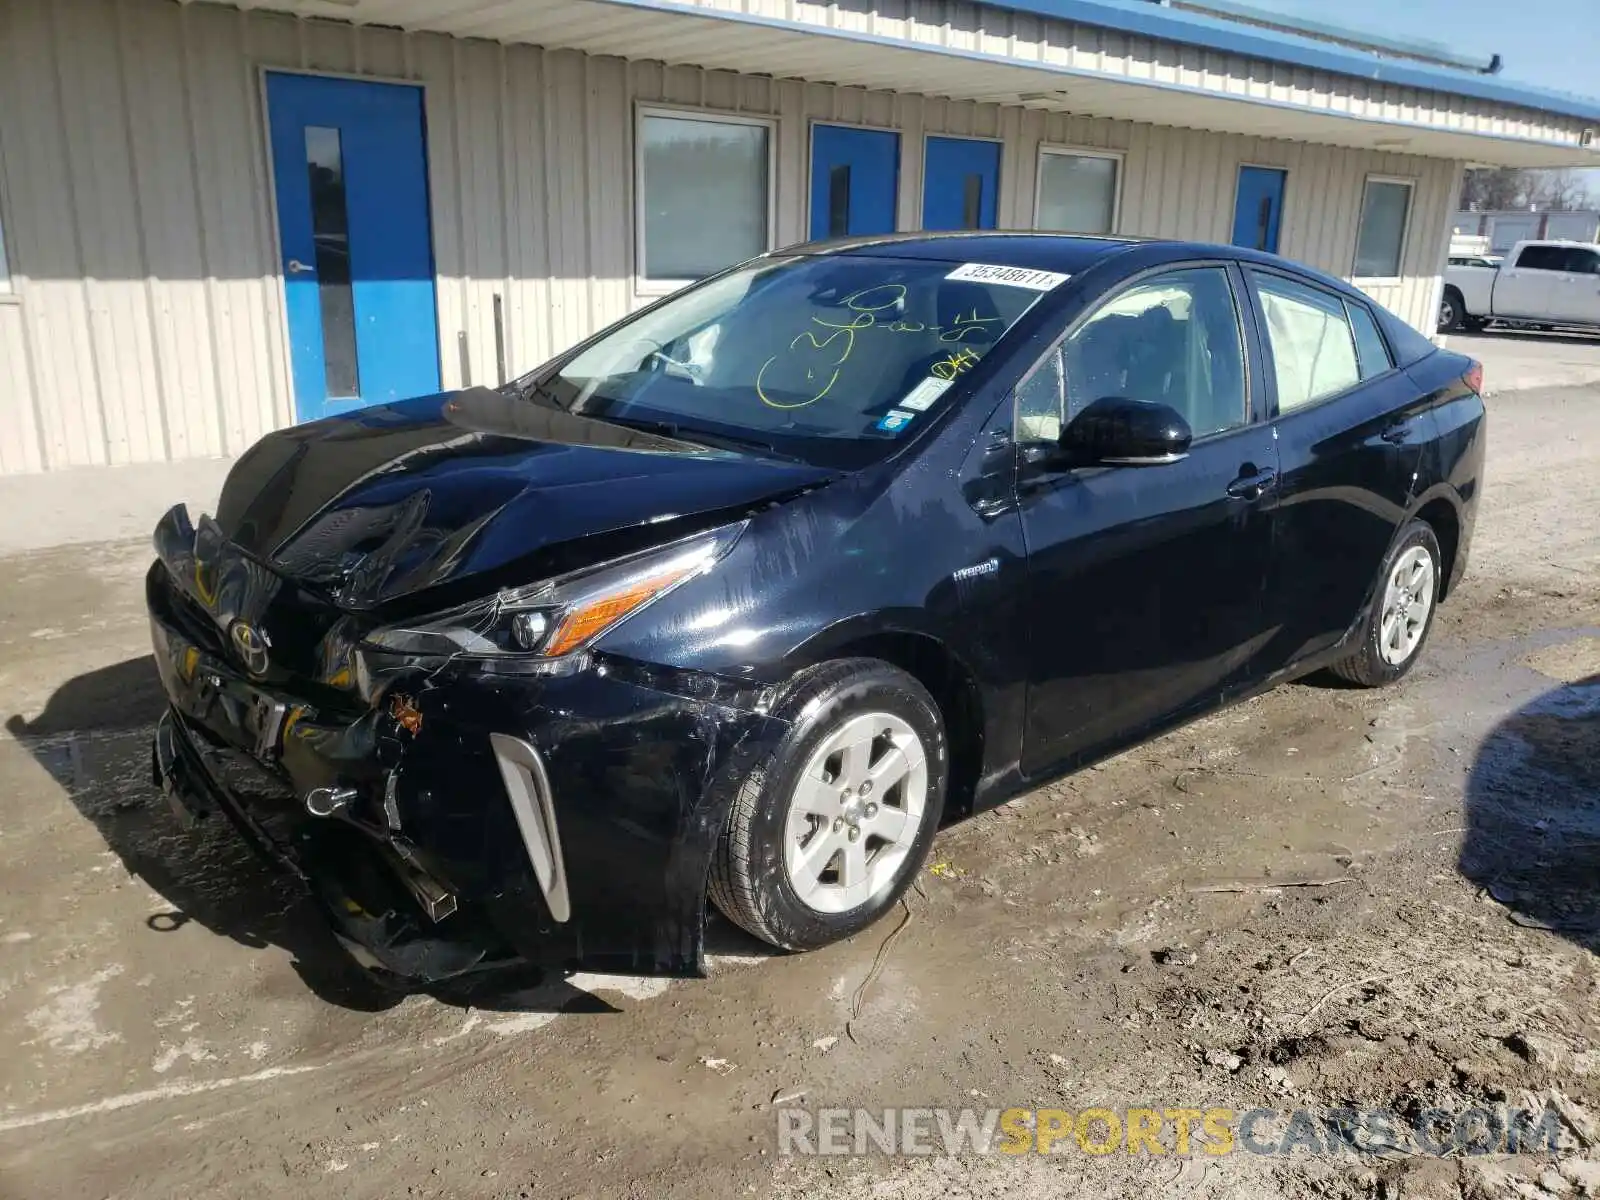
[147,555,786,984]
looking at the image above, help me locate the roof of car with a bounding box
[787,230,1361,281]
[784,231,1145,274]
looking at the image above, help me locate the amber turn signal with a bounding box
[389,693,424,735]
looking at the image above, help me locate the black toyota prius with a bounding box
[147,233,1485,985]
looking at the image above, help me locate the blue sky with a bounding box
[1251,0,1599,100]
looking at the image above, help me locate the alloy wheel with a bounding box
[1378,545,1436,666]
[783,711,928,915]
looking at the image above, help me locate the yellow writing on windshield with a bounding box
[931,346,981,380]
[756,283,987,410]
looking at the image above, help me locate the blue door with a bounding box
[1232,166,1287,253]
[265,73,441,423]
[922,136,1000,231]
[809,125,899,240]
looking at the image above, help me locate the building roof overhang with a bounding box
[192,0,1600,167]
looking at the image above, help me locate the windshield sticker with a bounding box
[876,409,917,433]
[945,263,1071,291]
[899,377,954,412]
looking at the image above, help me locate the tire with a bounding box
[708,658,948,951]
[1437,287,1466,333]
[1328,520,1443,688]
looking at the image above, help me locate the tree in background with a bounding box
[1460,167,1594,211]
[1530,169,1592,211]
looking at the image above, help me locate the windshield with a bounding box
[519,254,1063,468]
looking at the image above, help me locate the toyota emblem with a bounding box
[229,620,271,676]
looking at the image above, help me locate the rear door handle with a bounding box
[1380,421,1413,445]
[1225,468,1277,500]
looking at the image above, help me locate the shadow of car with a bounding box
[1460,671,1600,950]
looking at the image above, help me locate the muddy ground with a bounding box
[0,386,1596,1200]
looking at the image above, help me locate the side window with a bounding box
[1253,273,1361,412]
[1345,301,1393,380]
[1516,245,1564,271]
[1044,266,1248,440]
[1563,248,1600,275]
[1014,349,1066,444]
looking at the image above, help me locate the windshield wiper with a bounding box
[598,416,800,463]
[518,379,568,411]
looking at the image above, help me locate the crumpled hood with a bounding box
[212,388,835,609]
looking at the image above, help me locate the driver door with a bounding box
[1016,263,1277,776]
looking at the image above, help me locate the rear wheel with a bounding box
[1328,521,1442,688]
[1437,287,1467,333]
[708,659,947,950]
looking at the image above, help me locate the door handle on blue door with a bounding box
[1380,421,1413,445]
[1225,467,1277,501]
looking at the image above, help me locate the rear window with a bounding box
[1345,301,1393,379]
[1564,248,1600,275]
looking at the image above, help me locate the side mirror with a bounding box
[1056,396,1192,467]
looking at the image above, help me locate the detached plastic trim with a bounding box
[489,733,572,923]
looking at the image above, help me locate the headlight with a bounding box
[361,521,746,667]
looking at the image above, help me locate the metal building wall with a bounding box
[0,0,1459,474]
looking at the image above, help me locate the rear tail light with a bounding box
[1463,360,1484,395]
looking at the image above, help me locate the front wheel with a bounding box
[708,659,948,951]
[1328,521,1442,688]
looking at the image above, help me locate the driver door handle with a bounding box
[1225,467,1277,501]
[286,259,315,275]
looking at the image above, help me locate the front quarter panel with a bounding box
[593,404,1034,809]
[611,462,1015,651]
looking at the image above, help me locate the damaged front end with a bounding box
[147,503,787,984]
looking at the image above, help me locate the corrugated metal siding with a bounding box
[0,0,1459,473]
[350,0,1594,151]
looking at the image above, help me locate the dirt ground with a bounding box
[0,386,1596,1200]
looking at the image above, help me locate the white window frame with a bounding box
[633,104,778,297]
[1351,174,1415,285]
[1033,145,1124,236]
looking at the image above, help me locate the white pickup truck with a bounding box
[1439,239,1600,333]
